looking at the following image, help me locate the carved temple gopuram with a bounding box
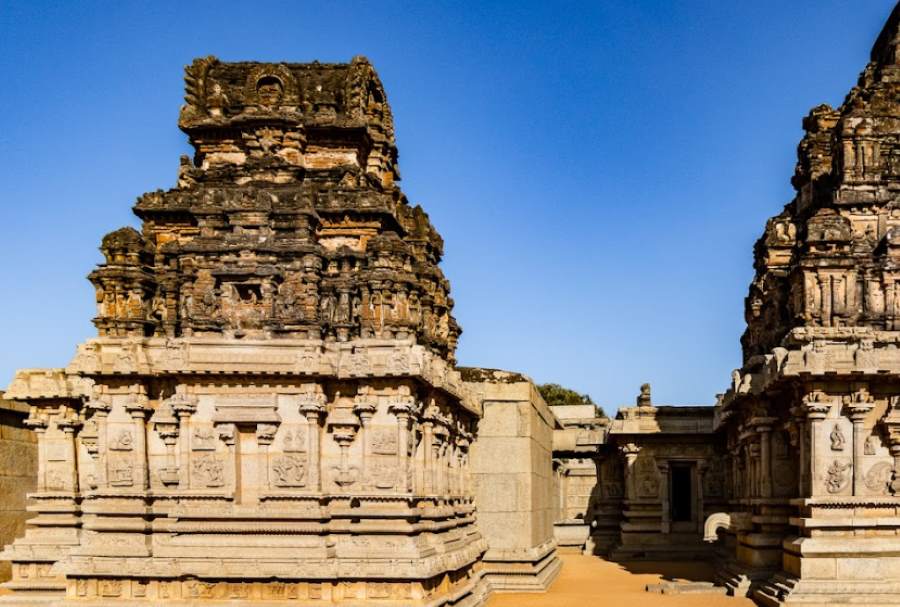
[6,3,900,606]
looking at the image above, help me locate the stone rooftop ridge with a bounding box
[614,404,715,420]
[178,55,394,142]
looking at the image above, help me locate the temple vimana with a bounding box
[9,4,900,607]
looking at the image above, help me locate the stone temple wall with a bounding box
[0,396,35,582]
[708,4,900,605]
[464,369,561,593]
[0,57,493,606]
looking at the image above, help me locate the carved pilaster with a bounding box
[170,392,197,489]
[300,394,325,492]
[353,390,376,489]
[845,386,874,495]
[85,397,112,489]
[389,396,416,494]
[804,390,832,497]
[620,443,640,502]
[57,419,82,493]
[433,423,449,495]
[752,417,776,498]
[125,389,152,491]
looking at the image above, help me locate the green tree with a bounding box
[538,383,605,417]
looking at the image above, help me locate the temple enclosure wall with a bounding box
[465,369,561,592]
[0,396,34,582]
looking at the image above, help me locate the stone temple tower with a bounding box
[1,57,488,605]
[713,5,900,605]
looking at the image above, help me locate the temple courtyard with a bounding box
[486,554,753,607]
[5,3,900,606]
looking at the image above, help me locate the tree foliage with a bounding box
[538,383,605,417]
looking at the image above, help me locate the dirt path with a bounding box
[486,554,755,607]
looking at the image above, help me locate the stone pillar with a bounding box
[434,425,448,494]
[621,443,640,502]
[459,436,472,496]
[789,406,807,495]
[748,442,760,498]
[57,419,82,492]
[24,417,48,492]
[389,398,414,494]
[126,396,151,491]
[847,388,874,495]
[300,396,325,492]
[422,420,434,494]
[755,419,775,498]
[354,393,376,489]
[804,393,831,497]
[171,394,197,489]
[657,460,670,534]
[87,396,112,489]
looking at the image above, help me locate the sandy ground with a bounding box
[486,554,755,607]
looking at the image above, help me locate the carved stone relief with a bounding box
[192,454,225,488]
[825,460,851,494]
[864,461,892,494]
[271,455,306,488]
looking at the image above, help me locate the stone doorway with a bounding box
[670,462,694,528]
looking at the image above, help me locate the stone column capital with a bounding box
[168,393,197,418]
[125,403,152,419]
[24,416,48,431]
[620,442,640,456]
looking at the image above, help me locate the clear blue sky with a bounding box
[0,1,893,411]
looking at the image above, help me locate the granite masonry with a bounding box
[7,4,900,607]
[707,4,900,605]
[0,57,560,606]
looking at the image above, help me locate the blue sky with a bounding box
[0,1,893,411]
